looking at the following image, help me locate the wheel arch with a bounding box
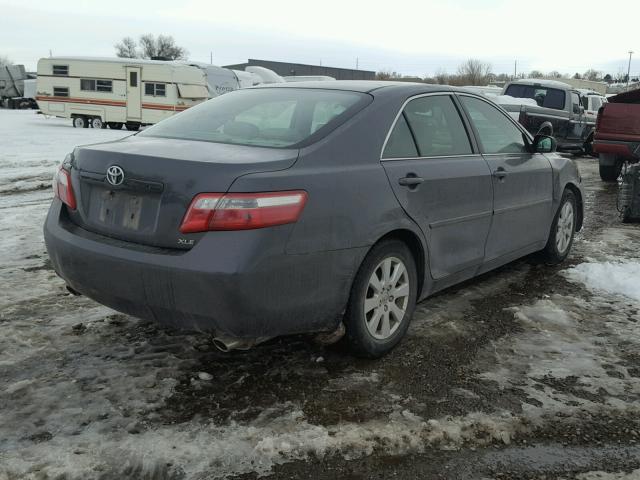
[564,182,583,231]
[368,228,428,298]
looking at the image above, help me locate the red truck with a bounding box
[594,89,640,181]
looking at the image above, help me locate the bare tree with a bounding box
[547,70,563,79]
[434,69,449,85]
[529,70,544,79]
[583,69,602,81]
[115,37,138,58]
[456,59,492,86]
[0,54,12,66]
[375,70,401,80]
[114,34,188,60]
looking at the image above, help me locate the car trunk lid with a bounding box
[68,136,298,249]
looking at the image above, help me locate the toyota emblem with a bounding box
[106,165,125,186]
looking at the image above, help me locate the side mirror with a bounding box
[532,134,557,153]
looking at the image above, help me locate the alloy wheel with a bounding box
[556,201,574,254]
[364,256,410,340]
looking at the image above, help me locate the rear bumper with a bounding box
[593,139,640,160]
[44,200,366,337]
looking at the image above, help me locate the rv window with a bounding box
[145,83,166,97]
[130,72,137,87]
[81,79,113,93]
[97,80,112,92]
[81,79,96,91]
[53,87,69,97]
[53,65,69,76]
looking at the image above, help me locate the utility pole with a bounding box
[627,51,634,88]
[356,57,359,70]
[210,51,213,65]
[514,59,517,80]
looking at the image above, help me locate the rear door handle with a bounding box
[492,167,508,179]
[398,176,424,187]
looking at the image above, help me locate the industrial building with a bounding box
[224,59,375,81]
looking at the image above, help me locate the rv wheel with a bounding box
[125,122,140,131]
[91,118,106,129]
[72,116,88,128]
[108,122,124,130]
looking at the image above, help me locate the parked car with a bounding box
[500,79,595,154]
[578,89,607,123]
[44,82,584,358]
[593,88,640,181]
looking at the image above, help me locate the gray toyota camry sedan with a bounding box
[44,81,583,357]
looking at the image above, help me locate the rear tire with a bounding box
[343,239,418,358]
[540,189,576,265]
[125,122,140,131]
[599,155,623,182]
[108,122,124,130]
[91,118,106,129]
[72,116,88,128]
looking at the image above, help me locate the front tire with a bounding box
[343,239,418,358]
[125,122,140,131]
[541,189,576,264]
[108,122,124,130]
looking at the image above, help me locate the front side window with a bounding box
[460,96,528,154]
[53,87,69,97]
[52,65,68,76]
[140,88,369,148]
[504,84,566,110]
[145,83,166,97]
[403,95,472,157]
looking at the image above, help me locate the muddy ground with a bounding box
[1,111,640,479]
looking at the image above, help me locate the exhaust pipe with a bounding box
[212,336,271,352]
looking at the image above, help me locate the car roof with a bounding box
[253,80,479,96]
[507,78,573,89]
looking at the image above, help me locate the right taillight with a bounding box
[180,191,308,233]
[53,166,77,210]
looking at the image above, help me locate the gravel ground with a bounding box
[1,110,640,480]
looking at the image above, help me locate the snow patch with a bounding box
[564,261,640,302]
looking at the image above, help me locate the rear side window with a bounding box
[460,96,528,154]
[140,88,369,148]
[383,114,418,158]
[571,93,581,114]
[504,84,566,110]
[403,96,472,157]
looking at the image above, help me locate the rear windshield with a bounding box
[504,84,566,110]
[139,88,369,148]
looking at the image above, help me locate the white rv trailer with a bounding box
[36,57,281,130]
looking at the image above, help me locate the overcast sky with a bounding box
[2,0,639,78]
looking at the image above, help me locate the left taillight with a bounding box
[180,191,308,233]
[53,166,77,210]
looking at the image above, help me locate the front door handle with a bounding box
[492,167,508,179]
[398,176,424,187]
